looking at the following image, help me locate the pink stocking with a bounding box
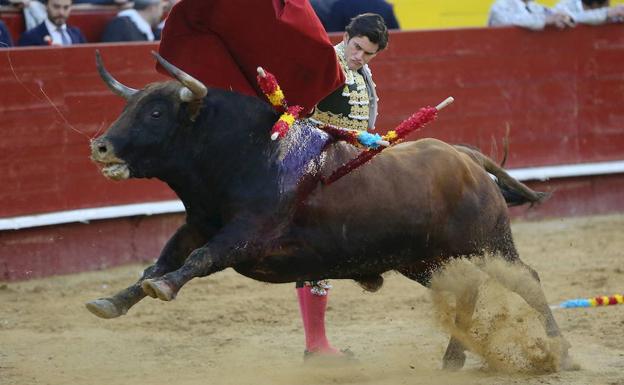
[296,285,340,354]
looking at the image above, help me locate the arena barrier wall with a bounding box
[1,25,623,280]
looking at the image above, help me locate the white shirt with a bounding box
[554,0,608,25]
[44,18,70,46]
[488,0,553,30]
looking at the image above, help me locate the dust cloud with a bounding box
[430,256,567,373]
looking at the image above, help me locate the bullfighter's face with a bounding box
[342,33,380,71]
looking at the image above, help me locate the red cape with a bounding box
[158,0,345,112]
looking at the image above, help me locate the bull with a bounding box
[86,51,571,370]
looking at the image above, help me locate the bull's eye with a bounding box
[151,110,161,119]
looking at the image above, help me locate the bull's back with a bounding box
[294,138,507,259]
[307,138,498,216]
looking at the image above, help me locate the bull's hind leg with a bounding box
[483,259,572,365]
[399,264,477,370]
[442,285,478,370]
[86,224,207,318]
[485,230,572,369]
[493,233,565,337]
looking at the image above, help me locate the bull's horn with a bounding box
[152,51,207,101]
[95,50,138,99]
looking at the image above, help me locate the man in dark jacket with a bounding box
[101,0,164,42]
[0,20,13,47]
[323,0,400,32]
[18,0,86,46]
[310,0,339,28]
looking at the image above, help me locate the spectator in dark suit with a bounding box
[18,0,86,46]
[101,0,164,42]
[0,19,13,47]
[309,0,339,28]
[323,0,400,32]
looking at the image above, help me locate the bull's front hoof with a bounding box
[141,279,176,301]
[85,298,126,319]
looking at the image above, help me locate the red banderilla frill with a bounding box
[320,97,454,186]
[256,67,303,140]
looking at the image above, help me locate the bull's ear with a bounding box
[185,98,203,122]
[152,51,207,101]
[177,85,204,122]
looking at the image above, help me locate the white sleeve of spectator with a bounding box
[554,0,608,25]
[488,0,547,31]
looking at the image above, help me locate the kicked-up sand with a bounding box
[0,214,623,385]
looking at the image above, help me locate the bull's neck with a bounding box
[158,98,281,212]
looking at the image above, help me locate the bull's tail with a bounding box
[455,145,550,207]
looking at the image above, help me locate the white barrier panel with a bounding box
[0,201,185,231]
[507,160,624,182]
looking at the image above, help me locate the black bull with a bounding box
[86,53,570,370]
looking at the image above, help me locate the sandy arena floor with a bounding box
[1,214,623,385]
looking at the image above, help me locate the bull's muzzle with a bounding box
[90,137,129,180]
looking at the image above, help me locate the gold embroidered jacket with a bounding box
[309,42,379,131]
